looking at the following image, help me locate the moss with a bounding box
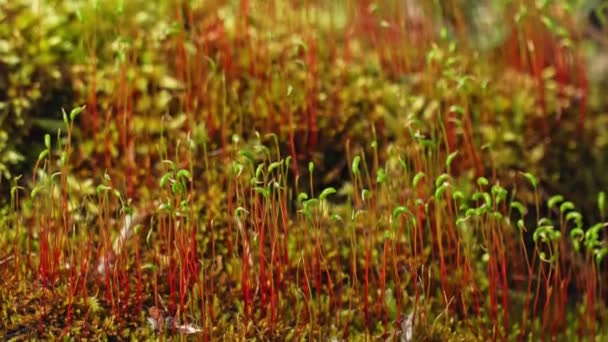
[2,0,608,340]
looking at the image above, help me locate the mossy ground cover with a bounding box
[1,0,608,340]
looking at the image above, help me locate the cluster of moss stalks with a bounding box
[1,0,608,340]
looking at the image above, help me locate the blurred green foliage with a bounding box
[0,0,79,182]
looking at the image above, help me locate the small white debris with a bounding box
[113,215,133,253]
[97,211,141,276]
[400,312,414,342]
[174,323,203,335]
[147,306,202,335]
[146,317,160,331]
